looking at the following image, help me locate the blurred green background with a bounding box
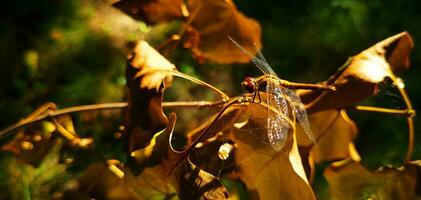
[0,0,420,199]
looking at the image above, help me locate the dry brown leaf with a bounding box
[125,164,179,199]
[232,103,315,200]
[126,40,175,152]
[186,104,245,143]
[301,32,413,113]
[71,114,184,199]
[179,158,229,199]
[186,0,262,64]
[324,160,421,200]
[130,113,184,174]
[69,162,178,200]
[112,0,187,25]
[185,102,315,199]
[128,112,229,199]
[297,110,358,163]
[130,40,176,92]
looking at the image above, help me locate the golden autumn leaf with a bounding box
[297,110,358,163]
[69,162,179,200]
[112,0,187,25]
[130,113,183,172]
[186,0,262,64]
[324,160,421,200]
[231,103,315,200]
[301,32,413,113]
[125,164,179,199]
[130,40,176,92]
[179,158,229,199]
[186,102,315,199]
[126,40,175,152]
[69,115,181,199]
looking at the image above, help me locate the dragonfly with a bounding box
[169,38,335,171]
[229,37,334,151]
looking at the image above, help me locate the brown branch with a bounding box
[348,105,415,117]
[0,101,226,139]
[392,77,416,162]
[347,75,416,163]
[168,97,240,173]
[141,69,229,100]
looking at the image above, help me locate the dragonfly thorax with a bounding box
[241,77,257,93]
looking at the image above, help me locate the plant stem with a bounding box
[391,77,415,162]
[168,97,240,172]
[0,101,226,139]
[349,105,415,117]
[164,70,230,100]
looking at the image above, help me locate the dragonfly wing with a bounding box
[266,80,290,151]
[228,36,275,76]
[252,43,278,76]
[282,88,316,143]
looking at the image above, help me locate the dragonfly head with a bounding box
[241,77,257,93]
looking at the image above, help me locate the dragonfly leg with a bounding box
[252,90,257,102]
[251,90,262,103]
[257,91,262,103]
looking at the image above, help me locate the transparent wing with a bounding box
[282,88,316,144]
[252,43,277,76]
[244,120,271,144]
[228,36,276,76]
[266,80,291,151]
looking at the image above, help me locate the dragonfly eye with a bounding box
[241,77,256,93]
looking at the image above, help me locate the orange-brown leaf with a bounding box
[302,32,413,113]
[297,110,358,163]
[232,104,315,199]
[186,0,262,64]
[324,160,421,200]
[179,158,229,199]
[126,40,174,152]
[184,102,315,199]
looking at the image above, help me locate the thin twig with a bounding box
[163,100,226,108]
[158,2,201,57]
[390,76,416,162]
[348,105,415,117]
[169,97,240,172]
[348,76,416,162]
[0,101,226,139]
[151,69,230,100]
[51,118,78,141]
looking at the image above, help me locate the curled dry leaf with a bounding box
[126,40,175,152]
[69,162,179,200]
[112,0,187,25]
[123,112,229,199]
[179,158,229,199]
[301,32,413,113]
[186,0,262,64]
[186,102,315,199]
[324,159,421,200]
[125,164,179,199]
[186,104,245,143]
[132,113,228,199]
[130,40,176,92]
[71,114,183,199]
[232,103,315,200]
[297,110,358,163]
[130,113,183,173]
